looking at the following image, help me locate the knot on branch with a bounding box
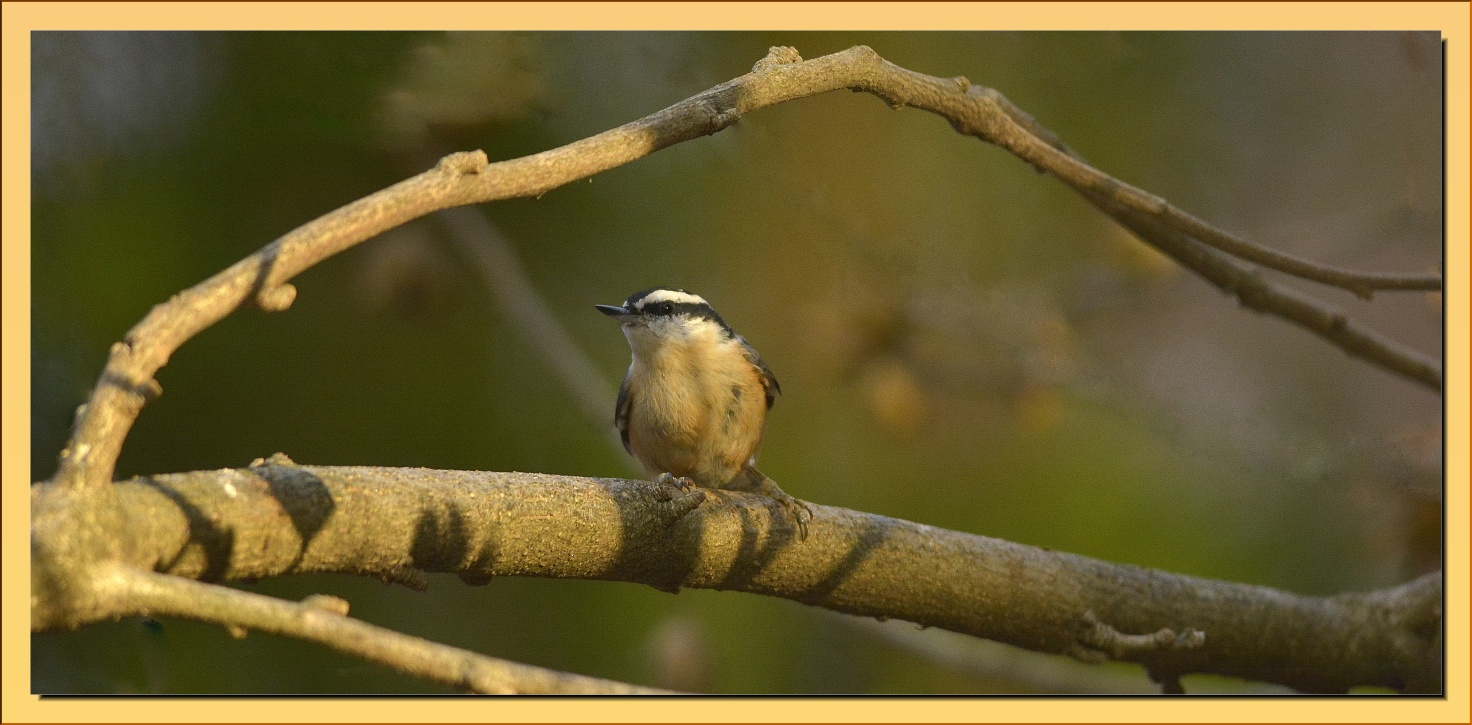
[249,452,298,468]
[650,481,707,525]
[220,593,351,642]
[255,282,297,312]
[849,45,881,65]
[1224,267,1270,309]
[1070,609,1206,664]
[301,593,351,616]
[99,370,164,409]
[103,341,165,402]
[699,98,742,135]
[380,565,430,592]
[435,150,489,176]
[945,90,1007,143]
[249,241,297,312]
[752,46,802,72]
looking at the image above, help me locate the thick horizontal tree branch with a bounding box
[99,565,669,694]
[53,44,1439,493]
[31,464,1443,694]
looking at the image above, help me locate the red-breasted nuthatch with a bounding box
[596,288,811,536]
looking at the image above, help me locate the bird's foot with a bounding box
[656,472,699,493]
[777,494,813,541]
[747,475,812,541]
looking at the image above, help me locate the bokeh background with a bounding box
[30,31,1443,694]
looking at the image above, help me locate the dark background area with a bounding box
[31,31,1442,694]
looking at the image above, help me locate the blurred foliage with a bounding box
[31,31,1442,694]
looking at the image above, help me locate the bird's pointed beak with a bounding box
[595,304,631,321]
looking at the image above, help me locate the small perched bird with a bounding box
[596,288,811,537]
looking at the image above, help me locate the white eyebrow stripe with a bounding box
[634,289,707,309]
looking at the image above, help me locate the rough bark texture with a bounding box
[32,464,1443,693]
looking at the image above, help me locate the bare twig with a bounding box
[1073,609,1206,662]
[101,565,670,694]
[831,50,1441,390]
[864,63,1441,298]
[997,119,1437,298]
[31,465,1442,694]
[1127,194,1438,297]
[846,615,1165,694]
[1072,609,1206,694]
[1076,193,1443,390]
[54,44,1438,493]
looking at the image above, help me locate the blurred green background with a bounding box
[30,31,1443,694]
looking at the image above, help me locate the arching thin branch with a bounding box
[104,565,670,694]
[54,44,1440,493]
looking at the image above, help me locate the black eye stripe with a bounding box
[622,290,736,337]
[645,301,701,317]
[642,301,734,335]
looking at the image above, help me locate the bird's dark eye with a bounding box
[655,302,674,315]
